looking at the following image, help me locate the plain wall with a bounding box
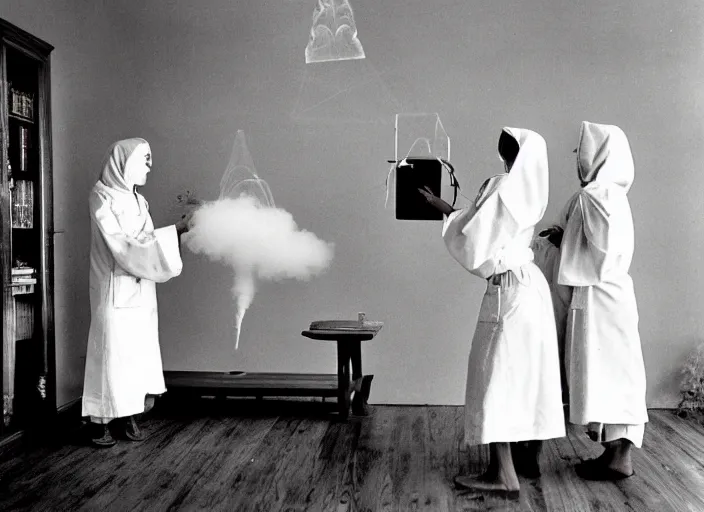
[4,0,704,408]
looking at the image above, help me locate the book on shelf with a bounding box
[19,126,30,172]
[12,267,35,276]
[9,87,34,120]
[11,266,37,286]
[11,283,35,295]
[12,277,37,285]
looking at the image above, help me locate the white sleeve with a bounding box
[90,191,183,283]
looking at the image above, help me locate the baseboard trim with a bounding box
[0,397,83,461]
[0,430,24,460]
[55,397,83,428]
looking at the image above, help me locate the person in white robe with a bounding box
[419,128,565,498]
[82,138,191,447]
[531,226,573,410]
[557,121,648,480]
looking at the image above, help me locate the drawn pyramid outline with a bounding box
[291,59,402,124]
[219,131,276,207]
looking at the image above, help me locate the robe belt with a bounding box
[488,246,535,283]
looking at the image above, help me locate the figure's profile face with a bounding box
[124,143,152,187]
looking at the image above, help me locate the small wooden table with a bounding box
[163,326,380,420]
[300,329,379,420]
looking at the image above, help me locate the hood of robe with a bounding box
[475,174,505,209]
[494,127,549,231]
[577,121,634,192]
[93,138,151,237]
[557,122,635,286]
[98,138,150,194]
[441,127,548,278]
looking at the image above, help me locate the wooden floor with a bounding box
[0,402,703,511]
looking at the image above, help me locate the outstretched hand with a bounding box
[418,186,455,216]
[176,210,195,236]
[539,225,564,248]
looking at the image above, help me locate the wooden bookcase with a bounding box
[0,18,55,438]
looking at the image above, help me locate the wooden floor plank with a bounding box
[565,423,648,512]
[127,418,226,511]
[383,407,470,511]
[628,414,704,511]
[426,407,471,511]
[388,407,432,510]
[540,433,585,512]
[1,406,704,512]
[153,416,279,511]
[565,418,704,512]
[392,406,462,511]
[0,414,123,484]
[350,406,396,511]
[74,417,217,512]
[541,427,625,512]
[651,410,704,464]
[215,416,331,512]
[279,419,360,511]
[516,467,549,512]
[130,417,255,512]
[427,407,463,488]
[0,417,187,512]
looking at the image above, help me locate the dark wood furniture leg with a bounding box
[336,341,351,420]
[350,339,373,416]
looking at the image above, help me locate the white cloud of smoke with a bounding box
[183,195,334,349]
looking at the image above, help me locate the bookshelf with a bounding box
[0,18,55,438]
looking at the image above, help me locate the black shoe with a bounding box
[90,423,116,448]
[123,416,146,441]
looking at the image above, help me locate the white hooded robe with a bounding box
[557,122,648,447]
[442,128,566,445]
[82,139,183,421]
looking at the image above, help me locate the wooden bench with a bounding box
[163,327,379,420]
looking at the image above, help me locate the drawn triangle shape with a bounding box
[291,59,401,124]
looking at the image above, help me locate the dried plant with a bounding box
[677,342,704,418]
[176,189,203,207]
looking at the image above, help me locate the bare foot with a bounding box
[593,448,613,465]
[576,446,633,480]
[579,441,633,477]
[577,445,611,468]
[607,454,633,477]
[576,462,633,480]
